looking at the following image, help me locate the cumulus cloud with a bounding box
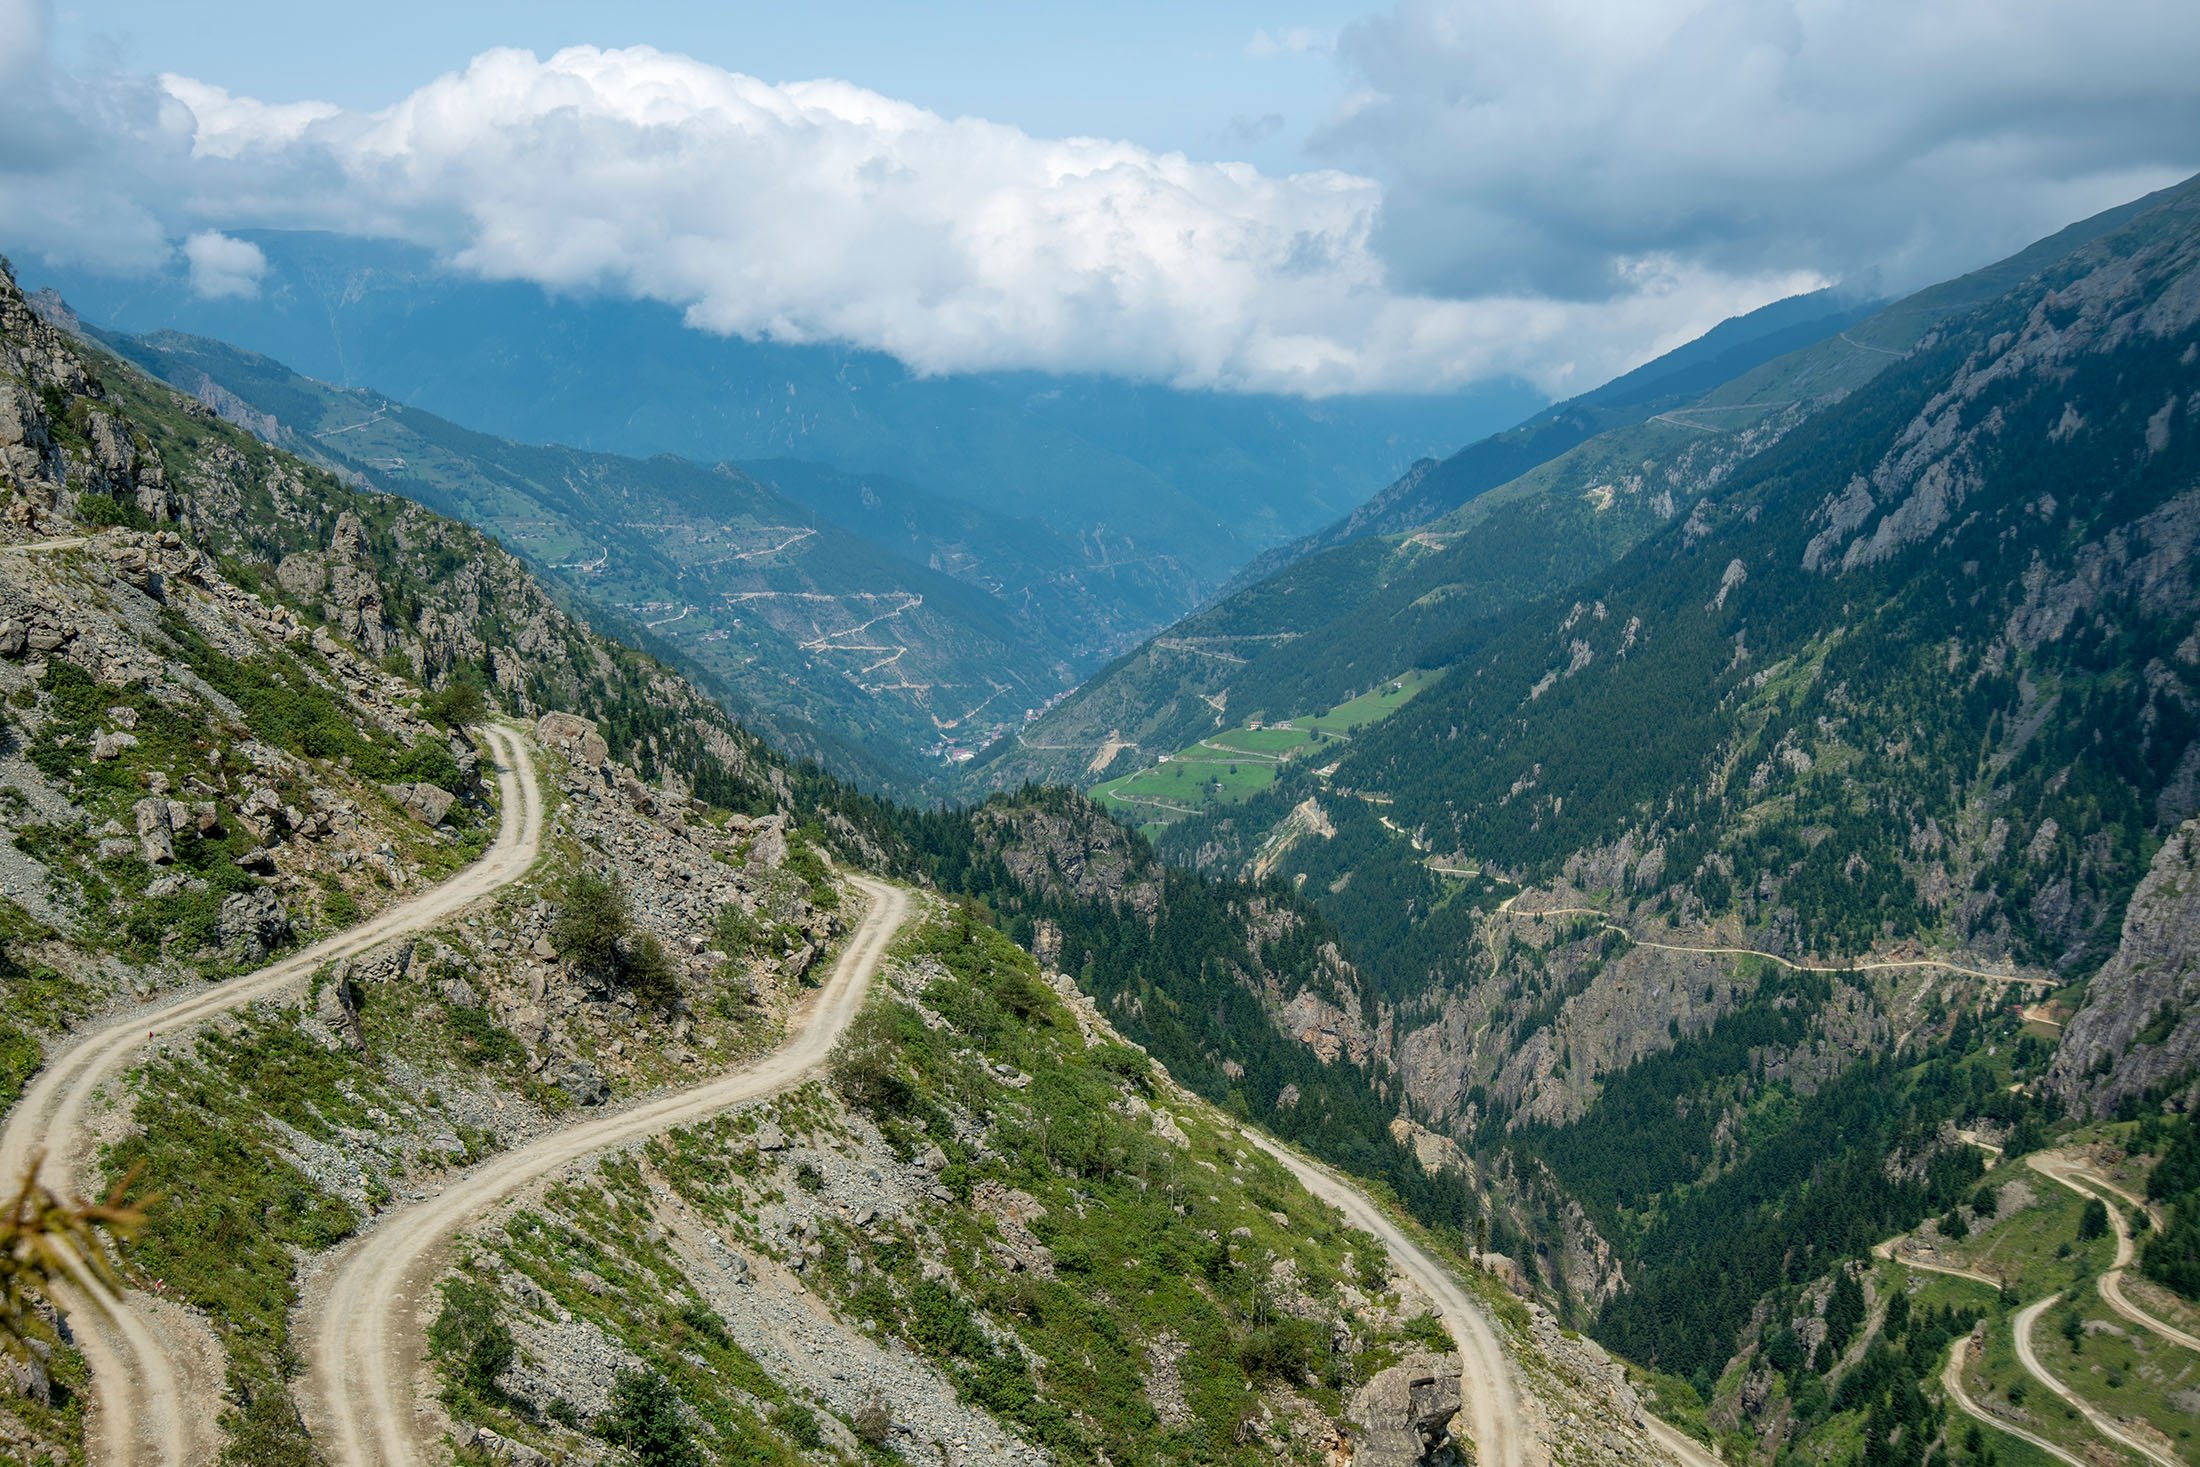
[1,1,2193,397]
[1317,0,2200,300]
[2,40,1807,395]
[181,230,266,297]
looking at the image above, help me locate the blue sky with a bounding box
[11,0,2199,397]
[50,0,1355,171]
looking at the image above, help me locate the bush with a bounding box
[552,871,630,973]
[423,680,489,730]
[850,1396,893,1448]
[831,1007,917,1119]
[1237,1318,1324,1383]
[601,1369,701,1467]
[774,1403,824,1449]
[620,932,682,1015]
[427,1275,514,1404]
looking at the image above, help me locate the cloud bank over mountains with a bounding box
[1,0,2194,397]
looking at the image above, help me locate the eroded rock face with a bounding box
[1346,1353,1463,1467]
[2047,816,2200,1115]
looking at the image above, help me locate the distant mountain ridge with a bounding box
[94,325,1193,794]
[26,229,1541,597]
[979,177,2195,797]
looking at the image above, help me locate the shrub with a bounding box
[427,1274,514,1404]
[601,1369,702,1467]
[830,1007,917,1120]
[850,1396,893,1448]
[620,932,682,1014]
[774,1403,824,1449]
[552,871,630,973]
[1237,1318,1324,1383]
[423,680,489,730]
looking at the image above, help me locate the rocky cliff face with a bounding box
[2046,816,2200,1115]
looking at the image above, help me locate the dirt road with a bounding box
[2013,1291,2176,1465]
[1939,1336,2087,1467]
[0,722,543,1466]
[1243,1133,1534,1466]
[2028,1152,2200,1353]
[1245,1131,1725,1466]
[297,875,912,1467]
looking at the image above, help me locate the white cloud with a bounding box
[2,4,2192,398]
[181,230,266,298]
[1318,0,2200,300]
[60,42,1797,395]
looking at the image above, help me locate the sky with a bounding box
[6,0,2199,398]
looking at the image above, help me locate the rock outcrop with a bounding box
[2047,816,2200,1115]
[1345,1353,1463,1467]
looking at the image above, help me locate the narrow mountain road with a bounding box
[1872,1235,2003,1290]
[0,722,543,1467]
[2013,1291,2177,1466]
[1883,1156,2186,1467]
[1242,1133,1531,1467]
[0,535,90,554]
[1497,902,2051,990]
[1938,1337,2088,1467]
[298,875,911,1467]
[2028,1153,2200,1353]
[1246,1132,1723,1466]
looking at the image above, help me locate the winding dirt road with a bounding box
[2028,1152,2200,1355]
[2013,1290,2177,1466]
[297,875,911,1467]
[1244,1133,1722,1466]
[1938,1337,2088,1467]
[0,721,543,1466]
[1242,1133,1530,1467]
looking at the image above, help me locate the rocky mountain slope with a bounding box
[0,255,1682,1467]
[982,171,2200,1466]
[977,178,2191,795]
[71,326,1120,791]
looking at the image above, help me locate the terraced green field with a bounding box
[1091,670,1438,831]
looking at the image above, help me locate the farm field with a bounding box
[1092,669,1438,830]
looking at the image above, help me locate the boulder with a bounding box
[1345,1353,1463,1467]
[132,796,174,864]
[383,781,456,827]
[535,711,609,770]
[746,813,788,870]
[217,888,290,964]
[314,969,366,1052]
[91,729,138,761]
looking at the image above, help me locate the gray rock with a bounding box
[382,780,456,827]
[1346,1353,1463,1467]
[2047,816,2200,1115]
[133,796,174,864]
[315,971,366,1052]
[552,1055,608,1106]
[535,711,609,769]
[217,887,290,964]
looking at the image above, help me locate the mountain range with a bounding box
[4,159,2200,1467]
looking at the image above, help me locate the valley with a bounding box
[0,29,2195,1467]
